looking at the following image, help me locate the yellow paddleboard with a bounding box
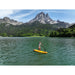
[33,49,48,54]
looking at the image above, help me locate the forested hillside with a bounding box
[0,22,56,37]
[50,24,75,37]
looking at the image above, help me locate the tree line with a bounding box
[49,24,75,37]
[0,23,75,37]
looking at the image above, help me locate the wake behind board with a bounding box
[33,49,48,54]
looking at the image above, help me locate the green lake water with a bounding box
[0,37,75,65]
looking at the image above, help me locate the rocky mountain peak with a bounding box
[46,13,49,18]
[29,12,58,24]
[38,12,45,16]
[35,12,46,19]
[3,17,10,21]
[0,17,23,25]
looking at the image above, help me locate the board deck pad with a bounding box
[33,49,48,54]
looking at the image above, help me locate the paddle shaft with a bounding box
[41,44,46,51]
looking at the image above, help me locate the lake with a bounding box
[0,37,75,65]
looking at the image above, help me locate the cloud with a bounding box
[43,10,70,14]
[10,10,36,21]
[0,9,22,18]
[0,9,14,18]
[0,9,36,22]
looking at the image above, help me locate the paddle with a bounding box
[41,44,46,51]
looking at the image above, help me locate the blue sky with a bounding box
[0,9,75,23]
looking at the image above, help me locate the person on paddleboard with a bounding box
[38,42,41,50]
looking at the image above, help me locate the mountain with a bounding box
[28,12,71,28]
[0,12,73,37]
[0,12,71,28]
[29,12,58,24]
[0,17,23,25]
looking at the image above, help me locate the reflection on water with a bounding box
[0,37,75,65]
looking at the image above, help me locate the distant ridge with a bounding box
[0,17,23,25]
[29,12,58,24]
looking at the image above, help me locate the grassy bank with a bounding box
[27,35,45,37]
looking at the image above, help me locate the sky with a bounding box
[0,9,75,23]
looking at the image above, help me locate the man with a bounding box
[38,42,41,50]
